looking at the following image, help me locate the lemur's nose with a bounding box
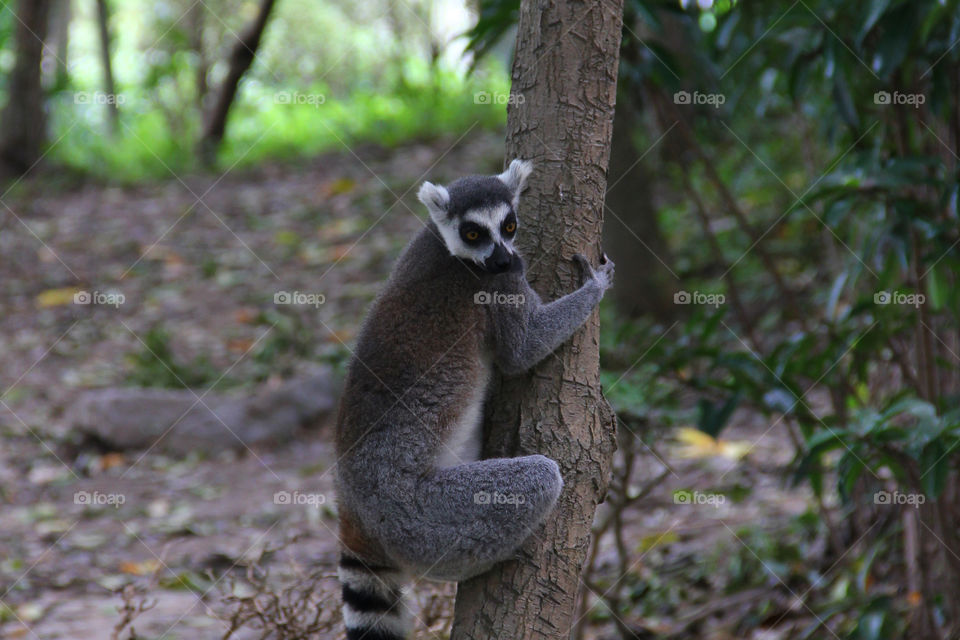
[489,243,512,271]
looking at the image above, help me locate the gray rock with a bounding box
[70,367,340,456]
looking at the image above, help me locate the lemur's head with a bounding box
[417,159,533,274]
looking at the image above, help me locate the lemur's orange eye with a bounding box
[466,230,480,241]
[504,222,516,233]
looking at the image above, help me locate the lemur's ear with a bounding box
[418,181,450,225]
[497,159,533,208]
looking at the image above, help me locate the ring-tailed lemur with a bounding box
[335,159,614,640]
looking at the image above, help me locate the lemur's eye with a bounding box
[504,222,516,234]
[466,230,480,241]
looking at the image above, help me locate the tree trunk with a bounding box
[47,0,71,90]
[188,2,209,114]
[603,103,676,320]
[0,0,53,177]
[95,0,119,132]
[451,0,624,638]
[198,0,277,165]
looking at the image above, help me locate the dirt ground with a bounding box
[0,132,811,639]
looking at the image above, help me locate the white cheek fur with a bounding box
[433,220,492,264]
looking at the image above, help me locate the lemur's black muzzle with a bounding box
[484,243,513,274]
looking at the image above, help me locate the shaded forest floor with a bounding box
[0,132,812,639]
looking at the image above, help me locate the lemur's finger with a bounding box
[571,253,591,271]
[600,252,608,265]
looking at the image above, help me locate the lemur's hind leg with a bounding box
[381,454,563,582]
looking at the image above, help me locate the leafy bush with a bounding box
[49,59,510,182]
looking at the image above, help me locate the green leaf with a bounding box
[763,388,796,414]
[825,271,849,321]
[463,0,520,66]
[920,441,948,498]
[926,264,945,311]
[806,428,853,452]
[857,0,891,47]
[880,396,936,421]
[857,608,887,640]
[714,8,739,49]
[839,452,867,500]
[873,3,919,78]
[697,391,742,438]
[832,60,860,130]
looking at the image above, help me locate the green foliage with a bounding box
[700,0,960,483]
[246,308,350,380]
[0,6,16,92]
[541,0,960,633]
[0,0,513,182]
[48,61,509,182]
[462,0,519,66]
[125,326,227,389]
[798,398,960,500]
[51,98,196,181]
[220,62,508,170]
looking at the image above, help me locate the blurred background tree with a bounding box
[0,0,512,180]
[0,0,53,176]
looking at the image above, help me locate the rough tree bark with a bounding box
[0,0,53,177]
[451,0,624,638]
[199,0,277,165]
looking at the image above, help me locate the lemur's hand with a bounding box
[572,253,615,291]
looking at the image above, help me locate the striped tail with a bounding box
[338,555,411,640]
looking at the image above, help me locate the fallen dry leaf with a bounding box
[35,287,82,308]
[321,177,356,197]
[227,338,255,353]
[98,453,125,471]
[234,308,258,324]
[119,560,161,576]
[330,243,355,261]
[674,427,751,461]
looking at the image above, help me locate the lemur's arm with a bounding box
[492,254,614,375]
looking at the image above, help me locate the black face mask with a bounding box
[483,243,514,274]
